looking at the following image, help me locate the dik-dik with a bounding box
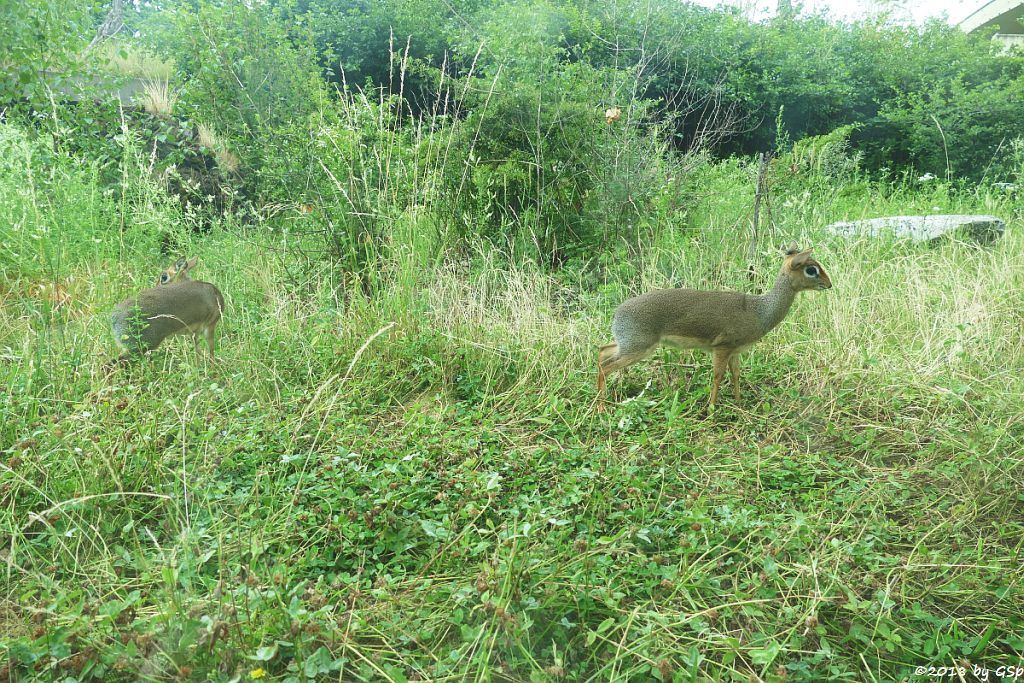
[111,257,224,363]
[597,245,832,409]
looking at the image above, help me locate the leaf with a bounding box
[253,643,279,661]
[750,640,781,665]
[420,519,449,540]
[303,646,336,677]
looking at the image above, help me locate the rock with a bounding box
[825,215,1005,244]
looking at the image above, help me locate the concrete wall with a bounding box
[960,0,1024,53]
[993,32,1024,48]
[34,70,149,104]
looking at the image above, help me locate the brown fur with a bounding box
[596,244,832,410]
[110,257,225,363]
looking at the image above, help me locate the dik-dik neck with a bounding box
[752,270,797,332]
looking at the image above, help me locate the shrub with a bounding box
[150,0,329,202]
[0,0,95,105]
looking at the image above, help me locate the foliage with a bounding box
[81,0,1018,274]
[875,73,1024,181]
[276,0,1024,182]
[0,123,170,280]
[149,0,330,202]
[0,0,98,103]
[574,3,1024,180]
[294,0,464,111]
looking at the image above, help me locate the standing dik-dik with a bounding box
[111,257,224,362]
[597,245,831,409]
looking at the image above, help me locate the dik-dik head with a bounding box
[156,256,199,286]
[782,243,832,291]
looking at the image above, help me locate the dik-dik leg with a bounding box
[710,348,732,406]
[204,326,217,360]
[596,343,652,412]
[728,353,741,400]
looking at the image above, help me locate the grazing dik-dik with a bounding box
[597,244,831,410]
[111,257,224,363]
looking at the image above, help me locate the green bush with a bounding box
[281,0,1024,182]
[150,0,329,202]
[0,0,96,104]
[874,73,1024,181]
[0,124,171,279]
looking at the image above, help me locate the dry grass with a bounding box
[137,78,177,118]
[195,122,219,150]
[215,148,241,174]
[195,122,241,173]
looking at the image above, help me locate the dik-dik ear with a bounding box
[789,249,813,268]
[781,242,800,256]
[183,256,199,272]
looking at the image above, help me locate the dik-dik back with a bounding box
[111,257,224,361]
[612,288,769,351]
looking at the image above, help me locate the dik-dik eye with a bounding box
[804,265,819,278]
[160,273,170,284]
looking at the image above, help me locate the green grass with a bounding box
[2,140,1024,681]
